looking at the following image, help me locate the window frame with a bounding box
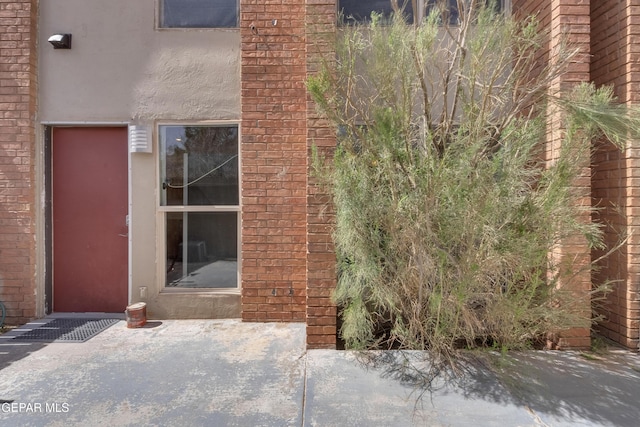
[157,122,241,293]
[157,0,240,30]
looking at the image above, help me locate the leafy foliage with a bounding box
[308,2,640,362]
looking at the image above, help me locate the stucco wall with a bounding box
[38,0,240,122]
[38,0,241,318]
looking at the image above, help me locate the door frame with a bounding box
[43,123,132,313]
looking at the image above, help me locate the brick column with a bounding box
[591,0,640,349]
[0,0,37,325]
[240,0,308,321]
[514,0,592,349]
[306,0,338,349]
[548,0,592,350]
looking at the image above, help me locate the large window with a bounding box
[160,0,239,28]
[160,125,239,289]
[339,0,505,24]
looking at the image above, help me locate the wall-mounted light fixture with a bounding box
[48,33,72,49]
[129,124,152,153]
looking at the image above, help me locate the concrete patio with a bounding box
[1,318,639,426]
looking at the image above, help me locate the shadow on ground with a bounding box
[0,341,48,371]
[139,321,163,329]
[357,349,640,426]
[489,351,640,426]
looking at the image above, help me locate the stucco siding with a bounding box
[38,0,240,122]
[37,0,242,319]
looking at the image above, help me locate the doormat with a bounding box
[9,318,120,343]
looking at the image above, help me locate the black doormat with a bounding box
[10,318,120,343]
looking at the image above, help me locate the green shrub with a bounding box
[308,2,640,363]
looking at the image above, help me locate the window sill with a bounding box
[155,27,240,32]
[160,287,241,295]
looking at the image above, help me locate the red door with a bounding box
[52,127,129,312]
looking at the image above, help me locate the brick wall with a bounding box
[240,0,308,322]
[0,0,37,326]
[591,0,640,349]
[550,0,592,350]
[240,0,605,351]
[306,0,338,349]
[514,0,592,349]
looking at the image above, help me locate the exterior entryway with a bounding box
[51,127,129,312]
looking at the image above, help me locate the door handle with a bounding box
[118,234,128,237]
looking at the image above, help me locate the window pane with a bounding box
[425,0,503,24]
[338,1,503,25]
[160,126,238,206]
[166,212,238,288]
[161,0,238,28]
[339,0,414,23]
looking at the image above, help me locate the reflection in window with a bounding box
[338,0,504,25]
[339,0,414,23]
[166,212,237,288]
[161,126,238,206]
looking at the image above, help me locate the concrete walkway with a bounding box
[0,319,639,426]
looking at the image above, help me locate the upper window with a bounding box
[160,0,239,28]
[339,0,414,23]
[339,0,504,25]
